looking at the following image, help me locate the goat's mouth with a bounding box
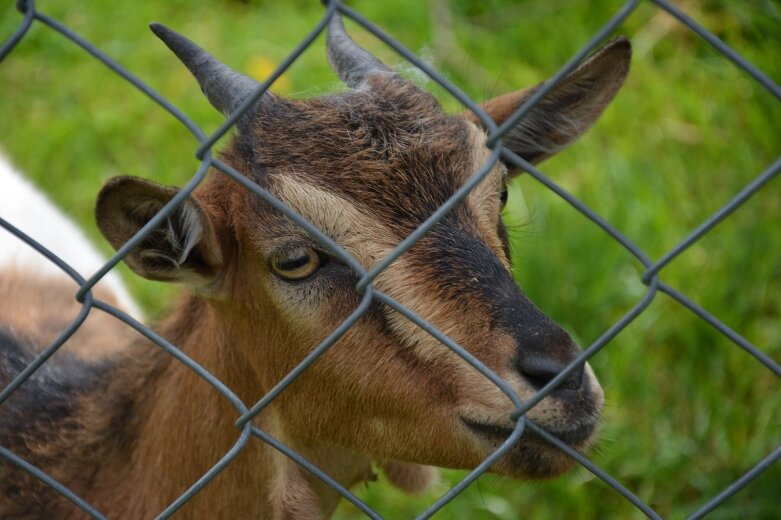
[460,416,596,448]
[460,416,598,478]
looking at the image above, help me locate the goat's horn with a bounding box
[326,13,391,88]
[150,23,260,120]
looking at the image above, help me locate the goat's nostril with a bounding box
[517,357,584,391]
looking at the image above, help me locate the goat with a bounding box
[0,13,630,519]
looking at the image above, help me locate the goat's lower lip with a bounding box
[461,417,594,446]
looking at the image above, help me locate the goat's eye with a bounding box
[271,247,321,281]
[500,186,509,208]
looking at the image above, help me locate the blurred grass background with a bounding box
[1,0,779,518]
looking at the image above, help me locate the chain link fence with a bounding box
[0,0,779,518]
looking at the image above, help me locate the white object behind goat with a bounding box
[0,153,142,320]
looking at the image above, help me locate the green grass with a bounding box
[1,0,779,518]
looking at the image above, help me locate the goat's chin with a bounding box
[460,417,600,479]
[494,432,597,480]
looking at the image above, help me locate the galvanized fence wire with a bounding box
[0,0,778,517]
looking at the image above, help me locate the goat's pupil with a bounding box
[280,254,310,270]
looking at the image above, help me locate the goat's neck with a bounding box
[94,294,371,519]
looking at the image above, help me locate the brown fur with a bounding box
[0,269,136,359]
[0,34,631,518]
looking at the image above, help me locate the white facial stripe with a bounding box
[271,175,396,268]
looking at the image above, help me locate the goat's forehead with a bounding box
[242,88,496,233]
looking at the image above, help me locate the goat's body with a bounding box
[0,286,368,518]
[0,286,233,518]
[0,318,140,518]
[0,153,149,516]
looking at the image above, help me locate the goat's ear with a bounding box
[96,176,223,286]
[466,37,631,170]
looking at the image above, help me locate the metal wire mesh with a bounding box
[0,0,778,518]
